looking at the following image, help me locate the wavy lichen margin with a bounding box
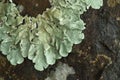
[0,0,103,71]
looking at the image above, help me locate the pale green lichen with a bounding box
[0,0,103,71]
[45,62,75,80]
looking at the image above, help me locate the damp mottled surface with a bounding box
[0,0,120,80]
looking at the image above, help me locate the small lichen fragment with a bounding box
[45,62,75,80]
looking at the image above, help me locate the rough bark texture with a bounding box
[0,0,120,80]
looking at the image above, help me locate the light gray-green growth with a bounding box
[45,62,75,80]
[0,0,103,71]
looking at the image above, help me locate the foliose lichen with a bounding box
[0,0,103,71]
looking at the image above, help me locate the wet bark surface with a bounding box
[0,0,120,80]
